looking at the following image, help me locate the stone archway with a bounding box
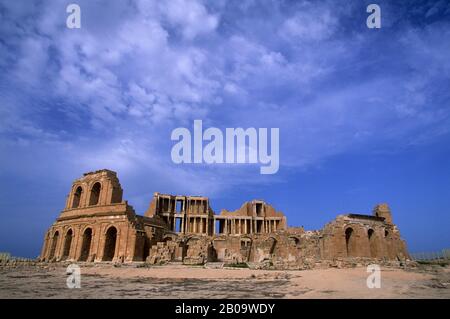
[182,236,200,260]
[89,182,101,206]
[48,231,59,260]
[345,227,356,257]
[289,236,300,247]
[266,237,277,255]
[62,229,73,260]
[72,186,83,208]
[79,228,92,261]
[102,226,117,261]
[268,237,277,255]
[368,229,379,258]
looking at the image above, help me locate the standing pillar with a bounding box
[181,216,185,234]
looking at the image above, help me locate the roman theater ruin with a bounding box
[40,169,410,268]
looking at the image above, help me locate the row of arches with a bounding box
[345,227,388,258]
[72,182,102,208]
[46,226,118,262]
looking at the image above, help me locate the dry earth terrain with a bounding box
[0,263,449,299]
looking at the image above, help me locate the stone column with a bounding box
[186,217,190,233]
[181,216,184,234]
[200,217,203,234]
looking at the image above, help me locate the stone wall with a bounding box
[40,169,411,269]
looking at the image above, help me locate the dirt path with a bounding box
[0,264,448,299]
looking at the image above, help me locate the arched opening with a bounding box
[72,186,83,208]
[345,227,355,257]
[89,182,101,206]
[48,231,59,260]
[102,227,117,261]
[269,238,277,254]
[183,237,199,260]
[289,237,300,247]
[384,230,389,238]
[62,229,73,260]
[79,228,92,261]
[264,237,277,255]
[368,229,378,258]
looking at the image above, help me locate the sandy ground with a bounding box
[0,263,449,299]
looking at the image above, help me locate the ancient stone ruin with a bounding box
[40,169,410,269]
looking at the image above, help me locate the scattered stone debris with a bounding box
[0,252,37,268]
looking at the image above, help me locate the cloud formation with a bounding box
[0,0,449,201]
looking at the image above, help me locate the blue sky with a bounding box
[0,0,449,258]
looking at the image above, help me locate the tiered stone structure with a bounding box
[40,170,410,268]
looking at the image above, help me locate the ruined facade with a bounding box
[40,170,410,268]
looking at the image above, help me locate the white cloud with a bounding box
[0,0,449,201]
[280,4,338,42]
